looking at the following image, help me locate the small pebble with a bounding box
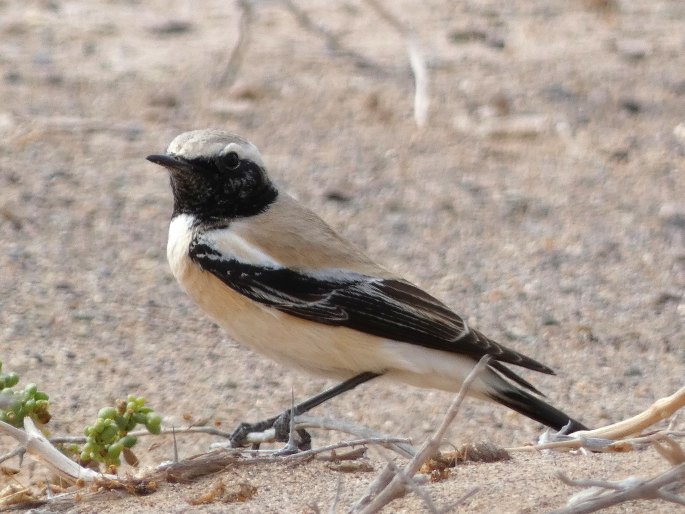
[620,99,641,114]
[624,366,642,377]
[615,38,650,60]
[658,203,685,228]
[325,191,351,203]
[148,20,193,35]
[673,122,685,144]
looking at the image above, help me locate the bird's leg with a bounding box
[229,372,380,449]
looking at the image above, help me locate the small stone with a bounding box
[615,38,650,60]
[324,191,351,203]
[148,20,193,35]
[4,72,22,84]
[149,92,178,108]
[448,29,488,43]
[72,310,96,321]
[0,112,15,135]
[673,122,685,144]
[448,29,504,49]
[658,203,685,228]
[541,314,560,326]
[653,291,681,305]
[624,366,642,377]
[620,99,641,114]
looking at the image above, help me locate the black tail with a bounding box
[489,387,589,433]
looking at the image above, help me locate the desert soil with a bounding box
[0,0,684,512]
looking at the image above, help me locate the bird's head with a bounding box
[147,129,277,221]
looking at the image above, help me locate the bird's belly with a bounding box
[172,258,393,378]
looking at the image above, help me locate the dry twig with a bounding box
[364,0,429,127]
[51,415,415,459]
[214,0,255,89]
[284,437,410,463]
[207,414,416,458]
[550,434,685,513]
[295,415,416,458]
[351,356,490,513]
[572,386,685,440]
[211,0,428,126]
[1,435,410,511]
[508,385,685,453]
[552,462,685,514]
[0,417,115,483]
[0,446,25,466]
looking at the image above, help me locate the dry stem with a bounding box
[365,0,429,127]
[0,417,115,483]
[508,385,685,453]
[552,462,685,514]
[351,355,490,513]
[214,0,254,89]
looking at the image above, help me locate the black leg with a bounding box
[230,372,380,449]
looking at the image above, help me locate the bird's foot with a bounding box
[229,416,277,449]
[229,411,312,452]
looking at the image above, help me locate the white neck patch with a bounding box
[196,226,281,268]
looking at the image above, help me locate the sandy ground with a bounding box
[0,0,684,512]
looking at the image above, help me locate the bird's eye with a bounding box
[223,152,241,170]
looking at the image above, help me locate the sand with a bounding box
[0,0,683,512]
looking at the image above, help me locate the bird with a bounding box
[146,129,588,448]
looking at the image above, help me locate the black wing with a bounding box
[190,241,554,389]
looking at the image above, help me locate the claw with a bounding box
[229,413,312,451]
[229,417,277,448]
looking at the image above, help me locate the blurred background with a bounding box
[0,0,683,488]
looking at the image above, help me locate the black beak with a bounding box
[146,154,193,173]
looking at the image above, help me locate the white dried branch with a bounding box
[407,41,429,128]
[652,436,685,465]
[507,385,685,453]
[207,436,411,463]
[210,414,415,458]
[48,415,415,460]
[351,356,490,513]
[383,459,438,514]
[214,0,255,89]
[511,429,685,455]
[0,417,115,483]
[364,0,429,127]
[0,446,25,466]
[551,462,685,514]
[296,414,416,458]
[572,385,685,439]
[284,437,411,463]
[210,0,427,125]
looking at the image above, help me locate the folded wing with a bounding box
[190,240,554,393]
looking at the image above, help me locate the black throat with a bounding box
[169,158,278,223]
